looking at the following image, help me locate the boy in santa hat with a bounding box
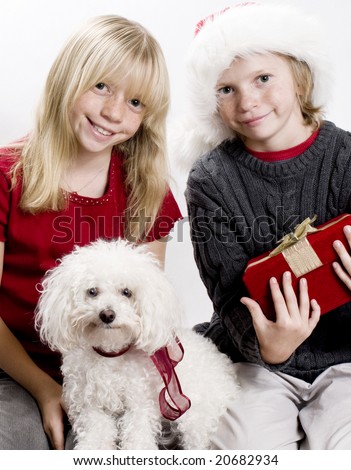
[178,2,351,449]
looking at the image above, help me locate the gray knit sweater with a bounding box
[186,121,351,383]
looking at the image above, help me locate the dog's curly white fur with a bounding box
[35,239,239,450]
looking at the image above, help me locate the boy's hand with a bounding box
[332,225,351,290]
[241,271,320,364]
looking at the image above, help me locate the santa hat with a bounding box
[172,2,330,170]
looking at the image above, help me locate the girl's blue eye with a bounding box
[95,83,107,91]
[129,99,143,108]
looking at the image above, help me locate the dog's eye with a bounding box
[121,288,132,298]
[87,287,99,297]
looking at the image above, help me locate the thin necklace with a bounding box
[65,165,107,194]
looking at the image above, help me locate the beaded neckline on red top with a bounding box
[67,154,117,206]
[245,129,320,162]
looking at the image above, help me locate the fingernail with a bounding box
[270,277,277,284]
[284,271,291,280]
[344,225,351,234]
[333,240,342,248]
[300,277,306,286]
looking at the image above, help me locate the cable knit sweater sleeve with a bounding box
[186,154,270,367]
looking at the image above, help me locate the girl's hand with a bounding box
[241,271,320,364]
[332,225,351,290]
[36,379,67,450]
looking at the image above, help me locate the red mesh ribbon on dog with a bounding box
[151,337,191,421]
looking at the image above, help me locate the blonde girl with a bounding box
[0,15,181,449]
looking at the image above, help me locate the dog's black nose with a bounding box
[99,309,116,324]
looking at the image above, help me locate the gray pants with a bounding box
[212,362,351,450]
[0,370,74,449]
[0,370,178,450]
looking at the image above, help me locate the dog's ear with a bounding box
[35,249,82,352]
[134,263,182,354]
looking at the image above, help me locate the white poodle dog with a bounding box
[35,239,239,450]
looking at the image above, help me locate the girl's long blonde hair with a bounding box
[11,15,170,241]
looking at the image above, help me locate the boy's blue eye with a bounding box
[218,86,233,95]
[259,75,270,83]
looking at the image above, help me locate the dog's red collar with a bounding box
[92,345,131,357]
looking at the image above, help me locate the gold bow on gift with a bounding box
[269,215,318,257]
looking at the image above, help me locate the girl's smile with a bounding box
[70,79,145,160]
[87,118,114,137]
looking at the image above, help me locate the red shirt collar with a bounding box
[245,129,320,162]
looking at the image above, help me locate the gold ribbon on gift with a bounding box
[246,214,350,278]
[269,215,323,277]
[269,215,319,257]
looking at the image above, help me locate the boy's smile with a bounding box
[216,54,313,152]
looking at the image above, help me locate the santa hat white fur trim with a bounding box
[171,2,331,171]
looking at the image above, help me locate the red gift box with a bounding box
[243,214,351,321]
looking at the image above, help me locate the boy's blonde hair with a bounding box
[11,15,170,241]
[284,55,323,128]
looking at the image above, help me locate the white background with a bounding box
[0,0,350,326]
